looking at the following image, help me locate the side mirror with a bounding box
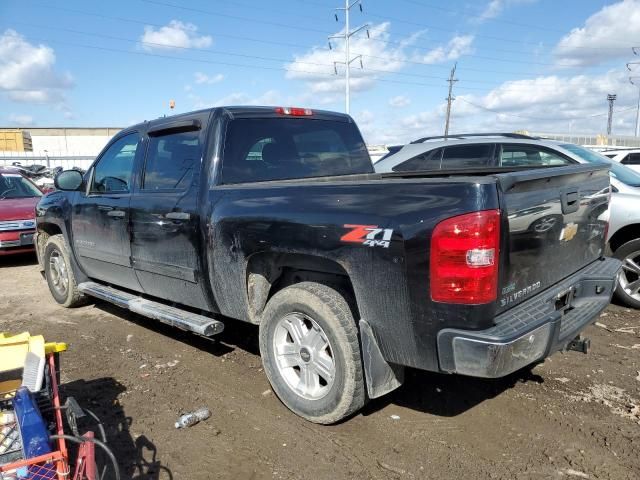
[54,170,84,191]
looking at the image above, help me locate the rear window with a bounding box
[221,118,372,184]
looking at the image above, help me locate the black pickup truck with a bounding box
[36,106,620,424]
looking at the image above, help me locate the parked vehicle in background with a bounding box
[551,143,640,309]
[36,112,618,423]
[374,133,640,309]
[600,148,640,173]
[0,167,42,256]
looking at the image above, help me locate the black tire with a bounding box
[613,238,640,309]
[44,234,85,307]
[259,282,365,424]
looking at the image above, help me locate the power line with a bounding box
[19,23,625,94]
[23,1,594,71]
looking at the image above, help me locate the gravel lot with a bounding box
[1,253,639,480]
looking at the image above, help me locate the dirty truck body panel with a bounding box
[36,107,618,382]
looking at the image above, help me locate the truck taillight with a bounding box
[430,209,501,304]
[275,106,313,116]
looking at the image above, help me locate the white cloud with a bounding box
[0,30,73,106]
[8,114,34,126]
[194,72,224,84]
[418,35,474,64]
[389,95,410,108]
[554,0,640,67]
[285,23,413,97]
[477,0,536,22]
[140,20,212,51]
[390,70,638,143]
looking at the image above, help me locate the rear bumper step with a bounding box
[437,257,621,378]
[78,282,224,337]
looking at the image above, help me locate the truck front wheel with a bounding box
[44,234,85,308]
[259,282,365,424]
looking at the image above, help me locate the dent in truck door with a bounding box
[129,120,210,310]
[71,132,142,291]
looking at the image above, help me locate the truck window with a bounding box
[143,131,201,190]
[222,118,372,184]
[500,145,570,167]
[91,133,140,193]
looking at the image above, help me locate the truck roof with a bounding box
[123,106,353,135]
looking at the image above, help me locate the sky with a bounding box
[1,0,640,144]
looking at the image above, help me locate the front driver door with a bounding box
[72,132,143,290]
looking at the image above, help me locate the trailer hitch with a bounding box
[566,335,590,354]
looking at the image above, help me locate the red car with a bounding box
[0,167,43,256]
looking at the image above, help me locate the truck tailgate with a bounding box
[495,164,610,313]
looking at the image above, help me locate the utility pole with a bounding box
[329,0,369,114]
[444,62,458,137]
[629,48,640,137]
[631,77,640,137]
[607,93,617,136]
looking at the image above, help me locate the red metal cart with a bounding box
[0,344,113,480]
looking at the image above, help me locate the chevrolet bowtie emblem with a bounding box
[559,222,578,242]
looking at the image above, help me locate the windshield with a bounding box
[559,143,640,187]
[0,173,43,199]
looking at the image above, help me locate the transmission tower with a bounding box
[444,62,458,137]
[329,0,369,114]
[607,94,617,136]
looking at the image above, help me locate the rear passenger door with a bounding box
[129,115,211,310]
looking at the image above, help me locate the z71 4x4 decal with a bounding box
[341,224,394,248]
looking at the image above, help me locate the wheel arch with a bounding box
[245,252,359,325]
[608,223,640,253]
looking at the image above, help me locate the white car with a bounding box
[600,148,640,173]
[375,133,640,309]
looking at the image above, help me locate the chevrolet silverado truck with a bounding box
[35,106,620,424]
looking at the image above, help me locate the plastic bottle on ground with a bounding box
[174,408,211,429]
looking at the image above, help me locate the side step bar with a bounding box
[78,282,224,337]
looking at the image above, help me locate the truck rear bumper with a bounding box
[436,257,621,378]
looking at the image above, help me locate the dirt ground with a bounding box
[1,253,639,480]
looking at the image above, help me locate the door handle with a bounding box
[164,212,190,221]
[561,191,580,214]
[106,210,126,218]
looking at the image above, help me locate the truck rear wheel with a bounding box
[259,282,365,424]
[44,234,85,308]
